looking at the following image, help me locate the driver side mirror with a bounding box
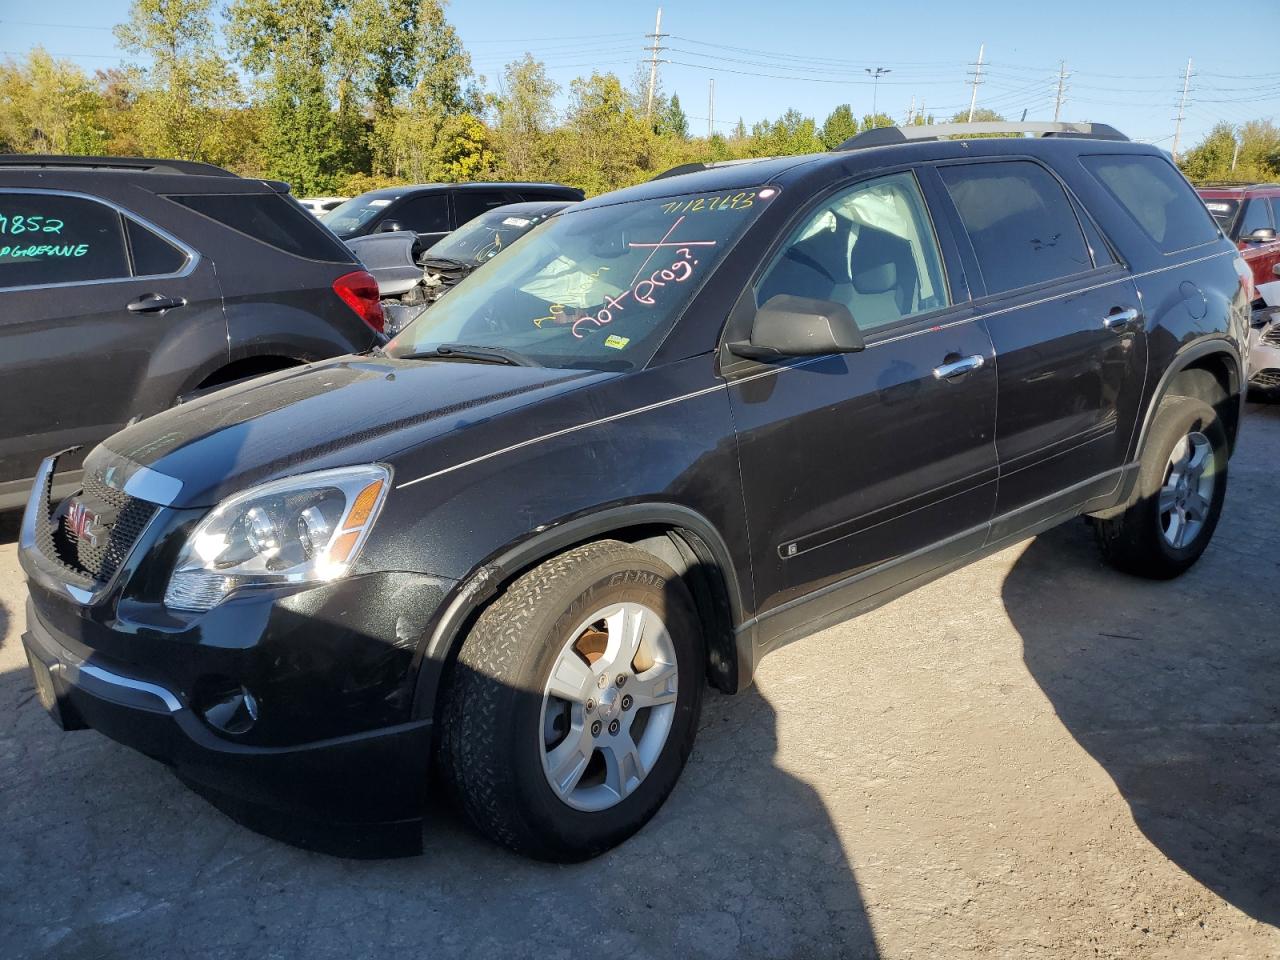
[377,220,406,234]
[728,294,865,360]
[1243,227,1276,244]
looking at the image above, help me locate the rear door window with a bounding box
[168,192,354,261]
[1081,154,1221,253]
[0,192,130,289]
[453,190,514,227]
[392,194,451,234]
[938,160,1093,295]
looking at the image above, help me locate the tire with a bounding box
[439,540,705,861]
[1094,395,1228,579]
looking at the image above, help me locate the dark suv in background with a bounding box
[0,155,385,511]
[20,124,1249,862]
[322,181,585,246]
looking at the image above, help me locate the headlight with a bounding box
[164,465,390,611]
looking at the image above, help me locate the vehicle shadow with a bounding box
[0,656,879,959]
[0,509,19,545]
[1006,407,1280,925]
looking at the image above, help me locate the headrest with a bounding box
[850,225,910,295]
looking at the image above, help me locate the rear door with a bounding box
[728,169,999,629]
[931,159,1146,536]
[386,192,452,245]
[0,189,223,488]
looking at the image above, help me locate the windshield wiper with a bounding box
[398,343,541,367]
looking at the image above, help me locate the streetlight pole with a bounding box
[865,67,890,121]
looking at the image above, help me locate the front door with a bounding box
[727,170,999,637]
[932,158,1147,535]
[0,190,223,489]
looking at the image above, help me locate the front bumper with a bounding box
[1247,323,1280,390]
[23,596,435,856]
[17,453,459,856]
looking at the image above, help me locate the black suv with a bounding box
[322,181,585,245]
[19,124,1250,861]
[0,155,386,511]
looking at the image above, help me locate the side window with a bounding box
[393,194,451,234]
[938,160,1092,295]
[1238,198,1272,238]
[755,171,950,332]
[125,219,188,276]
[0,192,129,289]
[1268,198,1280,236]
[167,192,353,261]
[1081,154,1221,253]
[453,190,513,227]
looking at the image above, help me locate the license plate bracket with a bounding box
[25,648,68,730]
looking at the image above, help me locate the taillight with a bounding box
[1233,255,1255,304]
[332,270,385,334]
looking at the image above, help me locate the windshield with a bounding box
[1200,197,1239,232]
[387,188,774,370]
[323,194,398,237]
[425,206,560,265]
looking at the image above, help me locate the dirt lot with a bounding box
[1,405,1277,960]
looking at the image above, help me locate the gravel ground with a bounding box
[1,404,1277,960]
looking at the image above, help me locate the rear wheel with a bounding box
[1094,395,1228,579]
[439,540,704,861]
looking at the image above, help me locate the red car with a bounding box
[1196,183,1280,299]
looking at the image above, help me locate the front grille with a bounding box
[1252,368,1280,389]
[1262,325,1280,348]
[40,470,158,584]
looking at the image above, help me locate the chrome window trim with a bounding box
[0,186,199,292]
[394,248,1236,491]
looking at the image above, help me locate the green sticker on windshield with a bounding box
[604,335,630,350]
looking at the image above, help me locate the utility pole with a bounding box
[967,43,984,122]
[906,95,916,126]
[1172,57,1192,164]
[708,78,714,137]
[645,7,667,123]
[1053,60,1068,121]
[1231,131,1241,172]
[865,66,890,119]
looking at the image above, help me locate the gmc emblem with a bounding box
[67,501,100,547]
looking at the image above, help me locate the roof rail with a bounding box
[1199,180,1278,189]
[649,157,777,181]
[0,154,240,177]
[834,121,1129,151]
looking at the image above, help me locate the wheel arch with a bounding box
[411,503,752,728]
[1135,338,1244,461]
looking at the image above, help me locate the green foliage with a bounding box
[0,48,108,155]
[1180,121,1280,184]
[820,104,857,150]
[494,54,559,181]
[659,94,689,140]
[749,109,823,157]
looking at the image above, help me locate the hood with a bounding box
[88,356,605,508]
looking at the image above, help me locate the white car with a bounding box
[298,196,349,217]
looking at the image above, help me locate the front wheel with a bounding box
[439,540,705,861]
[1094,395,1228,579]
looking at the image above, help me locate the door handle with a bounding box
[933,354,985,380]
[1102,307,1140,331]
[127,293,185,314]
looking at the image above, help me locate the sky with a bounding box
[2,0,1277,153]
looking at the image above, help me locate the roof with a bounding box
[351,182,583,202]
[0,154,239,177]
[1196,182,1280,195]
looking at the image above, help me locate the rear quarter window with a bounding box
[0,192,130,289]
[167,192,355,262]
[1081,154,1220,254]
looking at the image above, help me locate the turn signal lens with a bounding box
[344,479,385,530]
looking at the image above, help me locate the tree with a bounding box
[659,93,689,140]
[732,116,746,140]
[1181,120,1280,184]
[748,109,823,157]
[0,49,107,154]
[226,0,344,193]
[560,71,652,195]
[495,54,559,180]
[114,0,242,163]
[820,104,857,150]
[860,112,894,131]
